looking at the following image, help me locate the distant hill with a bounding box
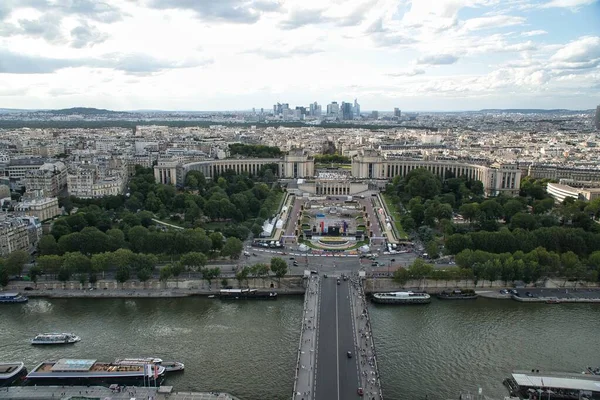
[479,109,592,114]
[49,107,127,115]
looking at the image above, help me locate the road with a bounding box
[314,277,360,400]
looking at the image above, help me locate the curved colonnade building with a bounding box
[154,149,521,196]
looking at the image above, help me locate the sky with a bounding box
[0,0,599,111]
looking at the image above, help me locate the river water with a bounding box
[0,296,598,400]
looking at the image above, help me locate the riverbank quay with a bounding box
[350,275,383,400]
[363,277,600,294]
[3,276,306,298]
[0,386,241,400]
[292,276,320,400]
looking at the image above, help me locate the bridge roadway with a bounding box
[314,276,361,400]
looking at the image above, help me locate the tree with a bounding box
[210,232,225,251]
[37,255,64,278]
[58,266,71,285]
[171,262,185,287]
[0,266,9,288]
[29,265,43,287]
[38,235,61,255]
[425,241,439,259]
[115,266,130,288]
[404,169,441,200]
[180,252,207,277]
[252,263,270,286]
[62,252,92,275]
[270,257,288,284]
[221,237,243,260]
[6,250,30,276]
[236,266,250,287]
[459,203,480,224]
[201,267,220,287]
[137,268,152,288]
[393,268,410,286]
[159,265,172,288]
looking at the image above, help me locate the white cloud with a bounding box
[551,36,600,68]
[540,0,597,9]
[417,54,459,65]
[387,68,426,77]
[461,15,525,31]
[521,30,547,37]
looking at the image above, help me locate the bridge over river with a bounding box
[293,274,383,400]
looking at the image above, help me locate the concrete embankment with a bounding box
[0,385,241,400]
[4,276,306,299]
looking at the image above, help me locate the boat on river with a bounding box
[437,289,478,300]
[219,289,277,300]
[114,358,184,372]
[504,370,600,399]
[26,358,165,386]
[371,291,431,304]
[31,333,81,345]
[0,362,27,387]
[0,293,28,304]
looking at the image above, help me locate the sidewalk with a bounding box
[292,276,320,400]
[349,275,383,400]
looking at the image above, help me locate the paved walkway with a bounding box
[349,275,383,400]
[292,275,320,400]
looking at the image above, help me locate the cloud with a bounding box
[70,21,109,48]
[388,68,426,77]
[279,8,331,30]
[540,0,597,9]
[417,54,459,65]
[461,15,525,31]
[246,46,324,59]
[521,30,548,37]
[335,1,374,27]
[146,0,277,24]
[550,36,600,66]
[0,50,213,75]
[56,0,124,23]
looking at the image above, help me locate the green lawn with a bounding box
[382,194,409,239]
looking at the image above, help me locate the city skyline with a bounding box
[0,0,599,111]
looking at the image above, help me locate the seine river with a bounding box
[0,296,598,400]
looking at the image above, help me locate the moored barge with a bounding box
[371,291,431,304]
[26,358,165,386]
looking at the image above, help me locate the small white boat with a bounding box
[160,361,185,372]
[31,333,80,345]
[208,295,215,298]
[114,357,163,365]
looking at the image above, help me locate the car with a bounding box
[289,257,295,260]
[310,270,318,275]
[337,279,341,285]
[499,289,508,294]
[371,262,378,267]
[252,253,257,256]
[23,287,34,291]
[357,387,364,396]
[390,258,395,262]
[347,351,352,358]
[324,274,328,278]
[343,276,348,281]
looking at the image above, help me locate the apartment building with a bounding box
[67,165,126,198]
[24,161,67,197]
[0,215,30,256]
[15,196,61,222]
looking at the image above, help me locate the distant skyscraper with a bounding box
[394,108,401,118]
[309,102,320,117]
[353,98,360,116]
[341,102,353,120]
[371,111,378,119]
[596,105,600,130]
[327,102,339,116]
